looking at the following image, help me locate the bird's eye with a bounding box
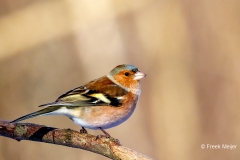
[125,72,130,76]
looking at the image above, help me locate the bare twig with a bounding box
[0,120,153,160]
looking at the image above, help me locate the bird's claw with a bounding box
[95,134,121,145]
[80,127,88,134]
[95,134,110,140]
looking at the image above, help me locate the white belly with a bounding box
[48,104,137,130]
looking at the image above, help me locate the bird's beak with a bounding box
[134,71,147,80]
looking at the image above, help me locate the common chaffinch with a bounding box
[11,64,146,137]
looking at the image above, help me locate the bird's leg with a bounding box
[80,127,88,134]
[96,127,110,139]
[95,128,121,145]
[100,127,110,137]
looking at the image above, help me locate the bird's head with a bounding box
[108,64,146,93]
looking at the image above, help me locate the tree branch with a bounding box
[0,120,153,160]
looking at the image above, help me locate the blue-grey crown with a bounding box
[110,64,138,76]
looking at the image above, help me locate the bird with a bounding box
[11,64,146,138]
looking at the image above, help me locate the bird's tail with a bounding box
[11,105,62,123]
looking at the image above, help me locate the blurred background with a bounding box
[0,0,240,159]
